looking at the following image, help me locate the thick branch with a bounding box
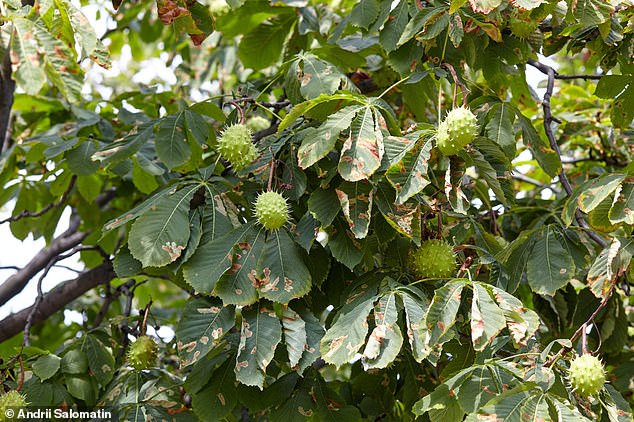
[0,262,116,343]
[527,59,607,248]
[0,189,115,306]
[0,34,15,154]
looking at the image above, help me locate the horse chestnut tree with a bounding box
[0,0,632,421]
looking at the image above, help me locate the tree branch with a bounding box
[0,32,15,154]
[512,173,561,193]
[0,262,116,343]
[526,59,607,248]
[0,175,77,225]
[0,189,116,306]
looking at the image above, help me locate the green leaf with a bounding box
[335,180,373,239]
[175,297,236,367]
[60,0,110,67]
[278,92,361,133]
[576,174,626,213]
[399,286,429,361]
[375,182,422,244]
[65,374,96,404]
[587,238,622,298]
[66,141,100,176]
[467,0,502,13]
[526,226,574,296]
[386,136,432,204]
[81,335,115,385]
[113,246,142,278]
[455,364,513,413]
[419,280,467,361]
[445,155,470,215]
[128,185,198,267]
[11,18,46,95]
[379,0,408,52]
[349,0,380,30]
[238,14,294,69]
[602,384,633,422]
[485,103,516,159]
[295,309,325,373]
[308,188,340,227]
[362,292,403,369]
[413,384,464,421]
[327,220,365,270]
[32,354,61,381]
[281,307,306,368]
[235,302,282,389]
[256,229,312,303]
[192,360,237,421]
[61,349,88,375]
[397,6,447,47]
[156,112,192,169]
[184,222,257,300]
[609,182,634,225]
[338,107,384,181]
[518,114,560,178]
[320,278,379,368]
[491,285,540,347]
[470,283,506,351]
[298,105,362,169]
[571,0,614,26]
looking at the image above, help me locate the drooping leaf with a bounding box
[419,280,467,361]
[518,114,560,178]
[525,226,574,296]
[256,229,312,303]
[155,112,192,169]
[192,360,238,421]
[485,103,516,159]
[235,302,282,389]
[175,297,236,367]
[81,335,115,385]
[281,307,307,368]
[338,106,384,181]
[362,291,403,369]
[320,278,379,368]
[349,0,380,29]
[571,0,614,26]
[128,185,198,267]
[298,105,362,169]
[238,14,295,69]
[609,182,634,225]
[308,188,340,227]
[470,283,506,351]
[386,136,432,204]
[490,285,540,347]
[467,0,502,14]
[32,354,61,382]
[335,180,373,239]
[379,0,408,52]
[399,286,429,361]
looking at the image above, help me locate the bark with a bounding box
[0,262,116,342]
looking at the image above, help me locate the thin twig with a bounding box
[0,175,77,225]
[527,59,607,248]
[512,173,561,193]
[140,301,152,336]
[545,277,618,367]
[441,63,469,107]
[0,266,20,271]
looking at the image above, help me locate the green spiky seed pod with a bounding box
[127,336,158,370]
[246,116,270,132]
[437,107,479,156]
[217,124,259,171]
[568,354,605,396]
[0,391,28,421]
[410,239,456,279]
[254,191,289,230]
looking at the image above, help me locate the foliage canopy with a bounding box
[0,0,633,420]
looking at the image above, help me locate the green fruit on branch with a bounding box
[254,191,289,230]
[437,106,478,156]
[568,354,605,396]
[246,116,270,132]
[127,336,158,370]
[0,391,28,420]
[217,124,259,170]
[409,239,456,279]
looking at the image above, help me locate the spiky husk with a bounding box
[0,391,28,421]
[409,239,456,279]
[568,354,605,396]
[217,124,259,170]
[437,107,478,156]
[254,191,289,230]
[127,336,158,370]
[246,116,270,132]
